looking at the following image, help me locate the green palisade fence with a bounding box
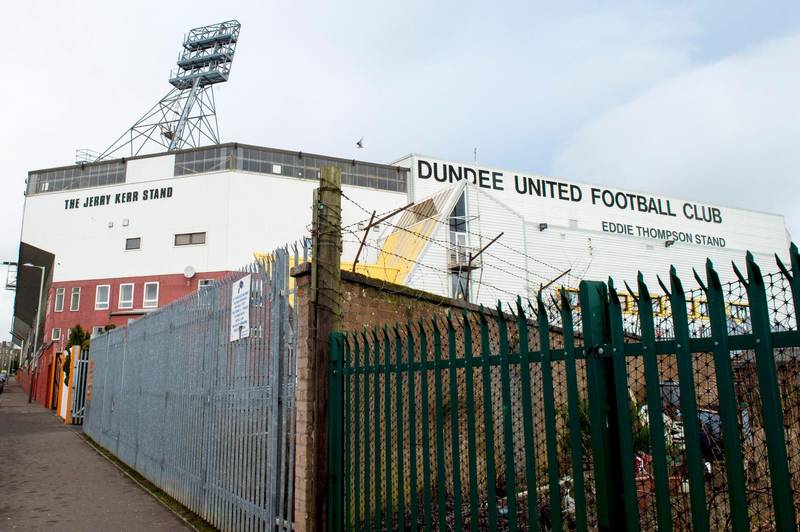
[329,245,800,531]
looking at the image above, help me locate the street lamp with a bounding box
[23,263,46,404]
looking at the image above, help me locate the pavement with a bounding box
[0,381,189,531]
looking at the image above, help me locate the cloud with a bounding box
[552,33,800,239]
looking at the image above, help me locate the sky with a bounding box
[1,1,799,342]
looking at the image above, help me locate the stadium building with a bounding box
[9,19,793,365]
[12,145,792,357]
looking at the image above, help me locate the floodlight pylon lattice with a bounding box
[96,20,241,161]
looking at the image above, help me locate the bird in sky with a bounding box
[356,137,364,149]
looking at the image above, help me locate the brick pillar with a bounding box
[293,270,314,531]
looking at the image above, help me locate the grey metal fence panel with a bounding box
[84,246,298,532]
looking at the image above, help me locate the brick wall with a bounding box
[290,263,530,531]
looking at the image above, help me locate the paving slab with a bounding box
[0,381,189,532]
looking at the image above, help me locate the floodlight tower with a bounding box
[95,20,241,161]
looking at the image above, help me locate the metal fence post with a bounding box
[328,332,345,532]
[578,280,626,532]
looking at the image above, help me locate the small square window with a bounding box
[198,279,214,289]
[95,285,110,310]
[51,328,61,341]
[125,237,141,250]
[91,326,105,338]
[119,283,134,309]
[143,282,159,308]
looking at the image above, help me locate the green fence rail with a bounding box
[329,245,800,531]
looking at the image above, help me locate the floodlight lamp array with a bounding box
[169,20,241,90]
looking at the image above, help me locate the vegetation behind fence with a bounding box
[329,246,800,531]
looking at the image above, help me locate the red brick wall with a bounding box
[291,264,508,532]
[42,271,231,348]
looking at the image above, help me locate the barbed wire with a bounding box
[340,190,567,276]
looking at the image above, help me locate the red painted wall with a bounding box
[42,271,232,349]
[18,346,56,408]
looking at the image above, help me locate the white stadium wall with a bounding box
[22,154,405,283]
[394,154,792,304]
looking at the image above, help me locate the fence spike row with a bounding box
[693,266,709,293]
[461,307,470,328]
[656,273,671,297]
[505,301,517,319]
[636,272,651,301]
[732,259,749,287]
[478,305,488,325]
[668,266,685,295]
[790,242,800,276]
[535,291,548,320]
[623,280,638,302]
[526,298,538,319]
[515,296,526,319]
[495,299,505,318]
[607,278,621,307]
[775,252,793,282]
[744,247,798,528]
[704,258,724,291]
[559,287,572,312]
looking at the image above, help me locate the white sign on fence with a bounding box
[230,274,251,342]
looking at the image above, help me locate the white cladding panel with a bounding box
[399,154,791,304]
[22,164,403,282]
[407,155,789,255]
[125,155,176,184]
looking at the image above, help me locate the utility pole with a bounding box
[311,166,342,531]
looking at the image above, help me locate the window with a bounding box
[143,282,159,308]
[95,285,110,310]
[51,328,61,341]
[198,279,214,289]
[125,237,141,250]
[91,326,105,338]
[70,287,81,311]
[119,283,134,309]
[730,302,749,321]
[174,232,206,246]
[54,288,65,312]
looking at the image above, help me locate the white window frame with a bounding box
[54,287,65,312]
[51,328,61,341]
[95,284,111,310]
[70,287,81,311]
[91,326,105,338]
[198,279,214,288]
[143,282,159,308]
[118,283,134,309]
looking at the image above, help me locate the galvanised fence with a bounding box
[328,246,800,531]
[84,247,300,532]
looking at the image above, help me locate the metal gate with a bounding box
[84,246,299,532]
[70,348,89,425]
[329,247,800,531]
